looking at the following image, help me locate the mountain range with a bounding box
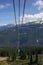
[0,21,43,47]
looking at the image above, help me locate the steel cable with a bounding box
[13,0,17,26]
[22,0,26,24]
[17,0,20,52]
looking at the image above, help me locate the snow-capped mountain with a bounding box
[0,24,15,31]
[0,21,43,47]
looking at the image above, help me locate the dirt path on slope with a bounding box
[0,57,8,61]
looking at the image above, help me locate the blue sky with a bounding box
[0,0,43,26]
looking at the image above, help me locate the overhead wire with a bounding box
[17,0,20,52]
[21,0,26,44]
[21,0,26,42]
[13,0,18,50]
[13,0,17,26]
[9,0,17,56]
[19,0,20,24]
[12,0,39,56]
[17,0,26,51]
[22,0,26,24]
[13,0,38,49]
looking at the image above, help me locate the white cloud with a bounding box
[33,0,43,10]
[20,12,43,24]
[0,12,43,26]
[0,24,7,26]
[0,3,11,9]
[0,4,5,9]
[6,3,11,7]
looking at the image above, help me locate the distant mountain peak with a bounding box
[6,24,15,28]
[0,24,15,31]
